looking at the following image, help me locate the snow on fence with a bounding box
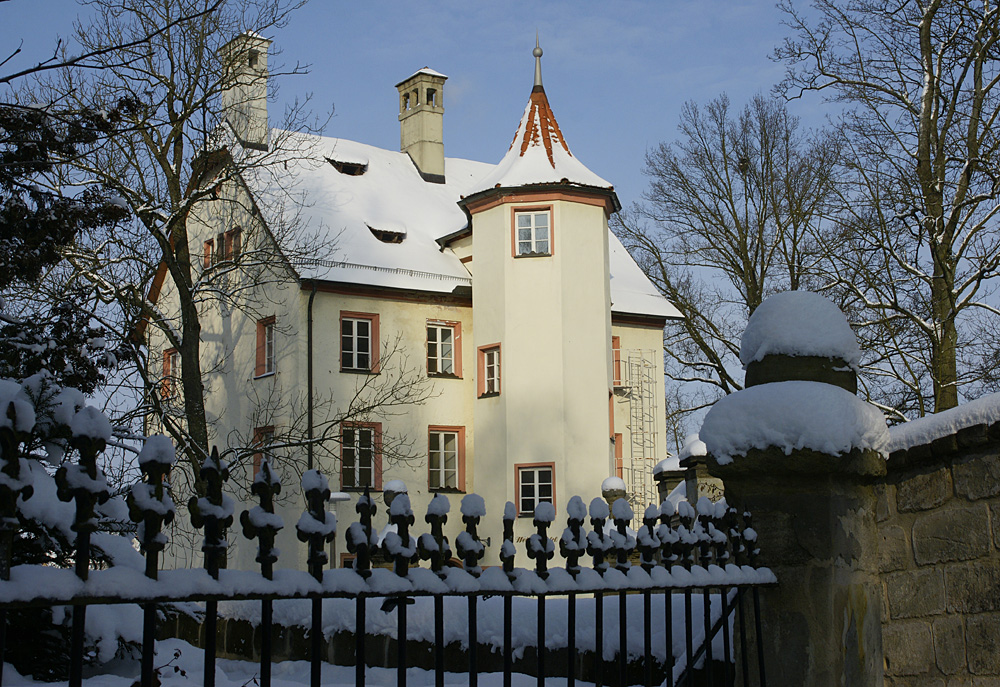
[0,406,775,687]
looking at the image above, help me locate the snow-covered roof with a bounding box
[247,133,488,294]
[888,392,1000,454]
[468,86,612,194]
[740,291,861,370]
[243,130,675,317]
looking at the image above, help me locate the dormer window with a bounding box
[328,157,368,176]
[367,224,406,244]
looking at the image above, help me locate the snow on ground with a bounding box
[739,291,861,370]
[4,591,731,686]
[218,591,729,667]
[1,638,588,686]
[888,391,1000,453]
[701,381,889,464]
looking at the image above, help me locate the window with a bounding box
[252,426,274,478]
[341,422,382,490]
[341,312,380,372]
[427,88,437,106]
[428,321,461,377]
[516,463,555,516]
[215,228,242,262]
[478,344,501,397]
[428,426,465,491]
[203,239,214,269]
[514,210,551,256]
[255,316,275,377]
[162,348,181,399]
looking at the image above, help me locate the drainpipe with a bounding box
[306,281,318,471]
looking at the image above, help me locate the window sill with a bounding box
[341,368,378,375]
[254,371,275,380]
[428,372,462,380]
[514,252,552,259]
[478,391,500,399]
[429,487,466,494]
[340,486,377,492]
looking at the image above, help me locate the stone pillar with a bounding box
[712,446,885,685]
[703,291,888,686]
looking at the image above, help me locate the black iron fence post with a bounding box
[126,436,176,687]
[418,493,451,687]
[239,458,282,687]
[500,502,516,687]
[611,499,634,687]
[560,496,586,687]
[295,469,337,687]
[56,427,110,687]
[385,492,418,687]
[188,447,233,687]
[346,488,376,687]
[586,497,610,687]
[526,502,554,687]
[457,494,486,687]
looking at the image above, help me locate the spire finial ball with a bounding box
[533,45,543,58]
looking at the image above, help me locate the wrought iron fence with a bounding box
[0,417,775,687]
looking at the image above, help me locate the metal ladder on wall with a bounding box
[624,349,659,520]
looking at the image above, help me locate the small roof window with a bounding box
[367,224,406,244]
[327,156,368,176]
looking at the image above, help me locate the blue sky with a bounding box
[1,0,821,210]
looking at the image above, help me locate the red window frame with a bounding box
[255,316,276,378]
[511,206,554,257]
[477,343,501,397]
[427,320,462,377]
[428,425,466,492]
[341,421,383,490]
[162,348,180,399]
[515,462,556,516]
[252,425,274,478]
[340,311,380,373]
[612,335,622,387]
[203,239,214,269]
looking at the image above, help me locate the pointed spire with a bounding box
[464,38,613,194]
[533,35,544,90]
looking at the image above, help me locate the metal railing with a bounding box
[0,422,774,687]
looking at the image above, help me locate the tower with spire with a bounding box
[459,40,621,545]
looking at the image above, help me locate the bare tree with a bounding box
[614,94,838,428]
[777,0,1000,415]
[23,0,432,535]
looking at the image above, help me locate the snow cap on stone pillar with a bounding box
[700,290,888,468]
[740,291,861,393]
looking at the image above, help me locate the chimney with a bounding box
[219,32,271,151]
[396,68,447,183]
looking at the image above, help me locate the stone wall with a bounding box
[878,424,1000,685]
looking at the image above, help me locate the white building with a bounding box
[148,35,679,569]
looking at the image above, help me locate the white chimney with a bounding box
[396,68,447,183]
[219,32,270,150]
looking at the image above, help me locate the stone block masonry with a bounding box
[881,431,1000,686]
